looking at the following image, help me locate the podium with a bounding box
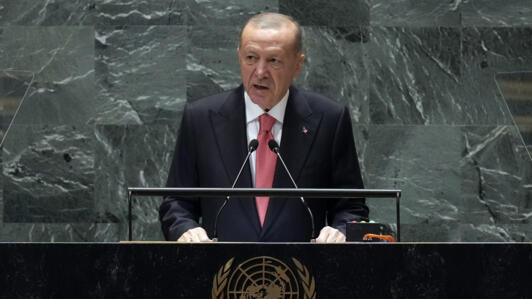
[0,188,511,297]
[0,242,531,297]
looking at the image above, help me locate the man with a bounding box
[159,12,368,243]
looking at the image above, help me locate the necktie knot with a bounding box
[259,113,276,134]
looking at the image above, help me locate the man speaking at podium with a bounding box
[159,12,368,243]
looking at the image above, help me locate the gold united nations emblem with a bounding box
[212,256,316,299]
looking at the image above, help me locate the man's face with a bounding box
[238,25,305,110]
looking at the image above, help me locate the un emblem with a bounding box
[212,256,316,299]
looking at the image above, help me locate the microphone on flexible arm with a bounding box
[212,139,259,242]
[268,139,316,242]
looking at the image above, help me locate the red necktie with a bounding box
[255,113,277,227]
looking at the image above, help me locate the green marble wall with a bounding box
[0,0,530,242]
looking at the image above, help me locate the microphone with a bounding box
[268,139,316,241]
[212,139,259,241]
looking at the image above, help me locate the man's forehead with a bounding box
[240,43,286,56]
[241,27,296,49]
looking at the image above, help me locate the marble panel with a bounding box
[0,70,34,146]
[0,223,114,242]
[401,223,531,242]
[459,126,531,226]
[93,0,276,26]
[94,0,186,25]
[461,0,532,26]
[462,27,532,73]
[0,27,93,81]
[2,125,95,223]
[495,72,532,156]
[363,125,463,228]
[0,0,96,26]
[363,124,531,241]
[94,25,186,125]
[0,159,3,223]
[0,28,4,61]
[459,27,532,125]
[93,124,176,240]
[280,0,369,26]
[369,0,461,27]
[368,27,464,125]
[184,0,277,25]
[295,27,369,124]
[0,26,97,125]
[186,26,242,101]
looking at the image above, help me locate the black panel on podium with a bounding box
[0,242,531,298]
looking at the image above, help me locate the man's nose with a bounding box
[255,60,268,78]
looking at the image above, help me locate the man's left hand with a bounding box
[315,226,346,243]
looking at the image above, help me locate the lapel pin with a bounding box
[302,126,309,134]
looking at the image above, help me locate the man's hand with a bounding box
[315,226,346,243]
[177,227,212,243]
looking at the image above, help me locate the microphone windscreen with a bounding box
[249,139,259,152]
[268,139,279,152]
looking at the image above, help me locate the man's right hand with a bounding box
[177,227,212,242]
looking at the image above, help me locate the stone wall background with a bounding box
[0,0,530,242]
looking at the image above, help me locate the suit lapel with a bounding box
[261,87,323,238]
[209,86,260,235]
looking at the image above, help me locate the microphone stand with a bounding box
[268,140,316,242]
[212,140,258,241]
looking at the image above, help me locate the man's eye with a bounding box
[246,56,256,61]
[269,58,282,68]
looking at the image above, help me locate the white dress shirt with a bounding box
[244,90,289,186]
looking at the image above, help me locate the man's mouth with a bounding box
[253,84,269,90]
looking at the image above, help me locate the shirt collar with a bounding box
[244,89,289,124]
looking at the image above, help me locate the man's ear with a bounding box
[294,54,306,78]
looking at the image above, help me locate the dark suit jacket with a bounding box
[159,85,368,242]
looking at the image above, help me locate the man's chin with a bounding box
[248,92,272,109]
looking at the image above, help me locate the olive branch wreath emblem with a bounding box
[291,258,316,299]
[211,257,316,299]
[212,257,234,299]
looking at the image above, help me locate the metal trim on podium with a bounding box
[127,187,401,241]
